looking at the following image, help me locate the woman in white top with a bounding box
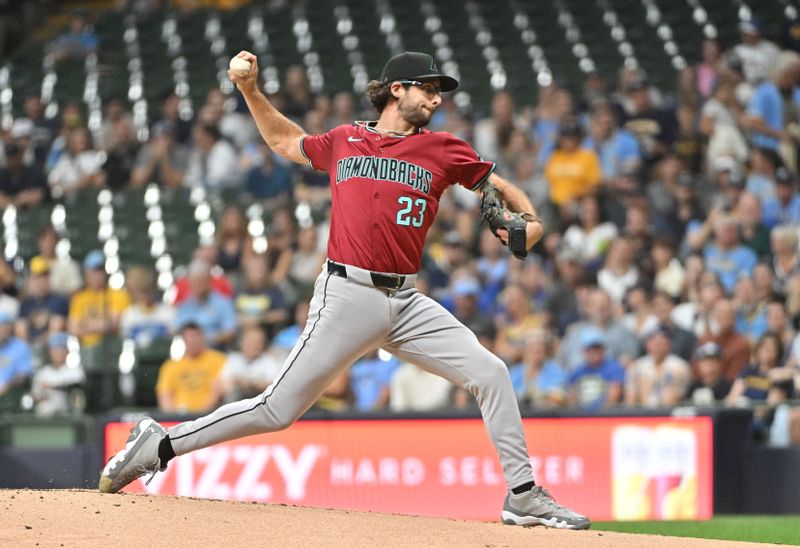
[119,266,175,349]
[699,79,748,173]
[32,332,85,417]
[621,285,659,338]
[597,237,640,304]
[48,127,105,194]
[213,325,281,403]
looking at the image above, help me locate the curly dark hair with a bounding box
[365,80,395,114]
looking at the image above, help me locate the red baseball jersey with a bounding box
[300,122,495,274]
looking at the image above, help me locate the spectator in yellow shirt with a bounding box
[544,120,603,214]
[68,251,131,348]
[156,321,226,414]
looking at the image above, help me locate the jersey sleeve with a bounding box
[443,135,496,190]
[300,126,344,172]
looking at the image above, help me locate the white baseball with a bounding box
[229,57,252,77]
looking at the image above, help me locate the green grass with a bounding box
[593,516,800,545]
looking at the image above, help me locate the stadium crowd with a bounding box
[1,11,800,443]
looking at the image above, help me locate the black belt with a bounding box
[327,260,406,290]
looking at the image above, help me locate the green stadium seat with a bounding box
[7,0,786,121]
[0,383,31,414]
[133,337,171,407]
[80,336,124,413]
[16,204,53,260]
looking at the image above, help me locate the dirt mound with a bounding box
[0,489,774,547]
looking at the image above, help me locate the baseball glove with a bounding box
[479,183,539,260]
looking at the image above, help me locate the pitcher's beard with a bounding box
[399,101,433,129]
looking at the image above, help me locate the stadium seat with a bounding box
[16,204,53,260]
[132,337,171,408]
[344,0,393,78]
[605,0,674,90]
[517,1,584,94]
[113,187,154,268]
[80,336,124,413]
[0,383,31,414]
[8,0,797,122]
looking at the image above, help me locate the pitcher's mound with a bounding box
[0,489,773,547]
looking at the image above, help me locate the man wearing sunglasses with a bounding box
[100,51,589,530]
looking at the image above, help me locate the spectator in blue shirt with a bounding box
[742,51,800,150]
[583,101,642,182]
[476,230,510,312]
[244,141,294,208]
[272,300,310,362]
[532,86,575,165]
[349,350,401,411]
[734,277,768,343]
[447,277,496,342]
[557,288,639,371]
[48,10,99,63]
[0,311,33,396]
[745,79,782,150]
[567,328,625,412]
[176,260,237,349]
[744,147,779,205]
[509,330,567,408]
[762,167,800,228]
[703,214,758,293]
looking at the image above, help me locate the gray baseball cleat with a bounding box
[99,417,167,494]
[501,486,591,530]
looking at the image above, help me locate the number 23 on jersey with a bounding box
[396,196,427,227]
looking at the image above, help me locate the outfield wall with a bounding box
[104,415,713,521]
[1,408,788,518]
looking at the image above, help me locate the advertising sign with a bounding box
[104,416,712,521]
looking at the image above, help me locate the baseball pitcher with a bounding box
[99,50,589,530]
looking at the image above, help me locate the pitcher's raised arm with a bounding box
[229,51,307,165]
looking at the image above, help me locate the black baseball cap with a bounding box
[381,52,459,92]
